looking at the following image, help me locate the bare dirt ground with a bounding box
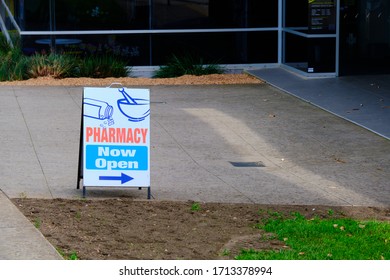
[12,199,390,260]
[4,73,390,260]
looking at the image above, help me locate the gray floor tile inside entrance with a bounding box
[248,68,390,140]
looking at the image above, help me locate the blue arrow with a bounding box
[99,173,134,184]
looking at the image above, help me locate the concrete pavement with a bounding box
[0,190,62,259]
[0,82,389,259]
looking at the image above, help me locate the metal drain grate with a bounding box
[229,161,265,167]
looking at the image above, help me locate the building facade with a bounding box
[1,0,389,76]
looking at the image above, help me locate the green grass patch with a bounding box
[69,251,79,260]
[33,217,41,229]
[57,248,79,260]
[190,202,201,212]
[237,212,389,260]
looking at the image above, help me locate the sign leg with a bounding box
[77,96,84,189]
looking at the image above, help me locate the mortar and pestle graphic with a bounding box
[117,88,150,122]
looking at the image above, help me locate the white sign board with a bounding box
[82,87,150,188]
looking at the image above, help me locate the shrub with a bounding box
[28,53,79,79]
[0,46,29,81]
[0,35,13,55]
[0,34,130,81]
[0,34,30,81]
[78,55,130,78]
[153,54,224,78]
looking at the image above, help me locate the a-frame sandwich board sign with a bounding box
[77,86,151,198]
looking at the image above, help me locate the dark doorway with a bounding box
[340,0,390,75]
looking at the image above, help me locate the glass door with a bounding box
[339,0,390,75]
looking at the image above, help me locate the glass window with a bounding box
[16,0,279,67]
[153,0,210,29]
[17,0,146,31]
[285,0,308,29]
[22,0,50,31]
[1,0,16,30]
[285,0,336,34]
[308,0,336,34]
[54,0,150,30]
[153,0,278,29]
[152,31,278,65]
[284,32,335,73]
[209,0,278,28]
[283,32,308,71]
[308,38,336,72]
[23,33,151,65]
